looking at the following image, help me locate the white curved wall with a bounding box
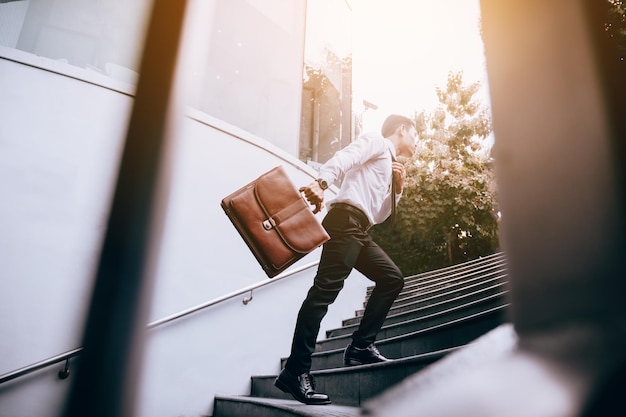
[0,46,134,416]
[0,49,370,417]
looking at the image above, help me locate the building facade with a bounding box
[0,1,364,416]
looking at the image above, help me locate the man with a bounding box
[274,114,418,405]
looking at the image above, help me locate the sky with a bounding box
[350,0,489,132]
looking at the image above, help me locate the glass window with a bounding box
[0,0,151,84]
[191,0,307,156]
[299,0,352,166]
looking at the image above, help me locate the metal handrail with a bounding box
[0,348,83,385]
[147,261,319,329]
[0,261,319,385]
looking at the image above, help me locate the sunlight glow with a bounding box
[351,0,488,131]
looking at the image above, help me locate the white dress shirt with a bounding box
[317,131,400,226]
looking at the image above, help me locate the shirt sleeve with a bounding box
[317,133,385,185]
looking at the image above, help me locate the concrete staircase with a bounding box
[212,252,510,417]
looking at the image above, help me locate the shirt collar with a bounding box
[386,139,397,161]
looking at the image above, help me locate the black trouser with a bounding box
[284,206,404,375]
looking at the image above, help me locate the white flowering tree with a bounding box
[372,71,500,274]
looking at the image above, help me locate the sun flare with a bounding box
[351,0,487,130]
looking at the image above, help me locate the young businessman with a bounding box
[274,114,418,405]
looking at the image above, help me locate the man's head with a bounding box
[381,114,418,158]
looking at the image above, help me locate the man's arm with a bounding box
[301,133,385,214]
[316,133,380,187]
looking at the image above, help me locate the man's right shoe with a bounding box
[343,342,390,366]
[274,368,331,405]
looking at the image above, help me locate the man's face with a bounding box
[399,126,418,157]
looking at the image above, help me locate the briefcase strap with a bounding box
[262,196,307,230]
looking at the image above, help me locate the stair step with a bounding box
[213,396,361,417]
[328,291,506,340]
[371,260,508,301]
[390,266,508,304]
[338,282,507,331]
[363,271,507,312]
[379,281,506,319]
[251,349,454,407]
[397,252,506,283]
[366,253,508,295]
[283,305,508,371]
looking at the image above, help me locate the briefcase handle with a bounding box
[298,186,324,215]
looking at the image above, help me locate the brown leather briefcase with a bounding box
[221,165,330,277]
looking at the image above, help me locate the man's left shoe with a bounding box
[274,368,331,405]
[343,342,390,366]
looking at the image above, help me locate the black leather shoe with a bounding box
[274,368,331,405]
[343,342,390,366]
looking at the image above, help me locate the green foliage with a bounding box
[371,72,500,275]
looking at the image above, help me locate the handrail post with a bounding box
[243,290,254,305]
[58,359,70,380]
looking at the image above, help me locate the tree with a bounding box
[371,71,499,275]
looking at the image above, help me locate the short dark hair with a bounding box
[381,114,415,138]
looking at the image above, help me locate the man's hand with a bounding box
[299,181,325,214]
[392,161,406,194]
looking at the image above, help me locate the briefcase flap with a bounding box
[252,167,329,253]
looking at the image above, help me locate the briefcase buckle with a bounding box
[263,218,276,230]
